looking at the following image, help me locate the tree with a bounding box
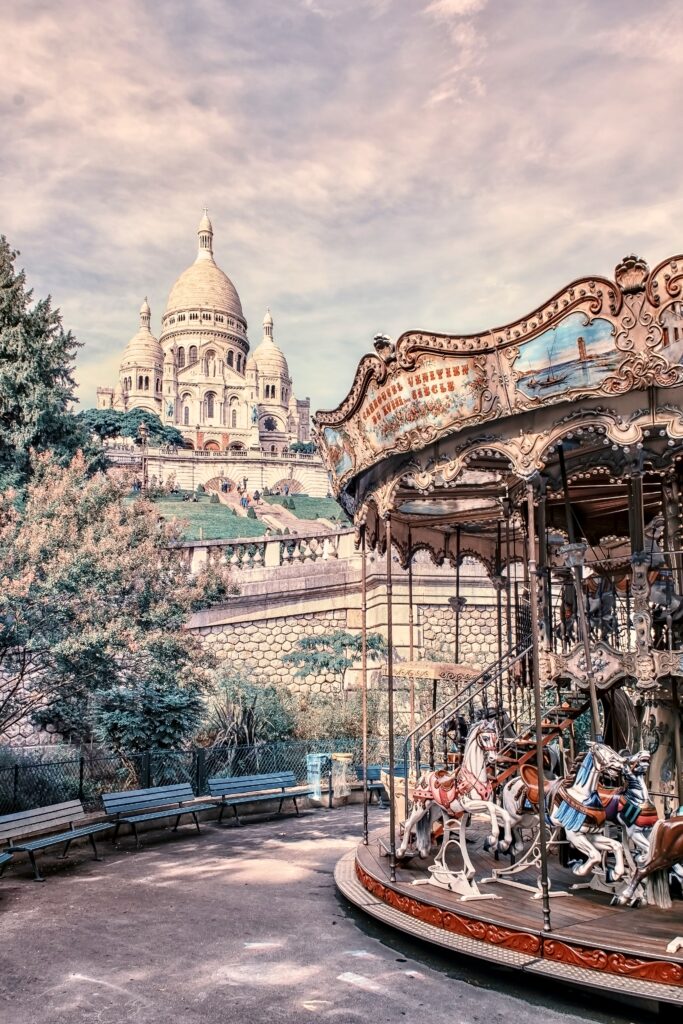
[77,408,185,448]
[289,441,317,454]
[282,629,386,694]
[0,451,232,747]
[200,665,295,748]
[0,238,100,490]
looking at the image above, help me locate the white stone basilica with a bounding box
[97,212,311,453]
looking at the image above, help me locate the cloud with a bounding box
[1,0,683,415]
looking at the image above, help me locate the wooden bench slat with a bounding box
[0,800,89,843]
[102,784,196,816]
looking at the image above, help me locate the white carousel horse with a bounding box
[397,719,513,863]
[500,743,628,882]
[550,743,628,881]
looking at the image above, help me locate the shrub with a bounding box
[196,483,206,494]
[247,506,257,519]
[210,492,219,504]
[199,666,295,747]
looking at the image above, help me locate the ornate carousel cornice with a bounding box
[315,254,683,502]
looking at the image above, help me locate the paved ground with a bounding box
[1,806,656,1024]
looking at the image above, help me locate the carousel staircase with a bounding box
[401,641,592,794]
[492,694,590,786]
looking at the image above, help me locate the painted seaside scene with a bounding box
[513,311,619,400]
[322,425,354,479]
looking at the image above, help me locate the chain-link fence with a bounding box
[0,736,397,815]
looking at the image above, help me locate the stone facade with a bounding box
[420,604,506,668]
[199,608,348,693]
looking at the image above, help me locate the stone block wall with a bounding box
[198,608,348,693]
[419,604,506,669]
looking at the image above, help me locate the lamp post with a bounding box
[137,421,149,493]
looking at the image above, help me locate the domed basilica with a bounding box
[97,212,311,452]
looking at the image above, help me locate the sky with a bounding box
[3,0,683,415]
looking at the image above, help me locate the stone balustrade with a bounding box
[176,528,356,574]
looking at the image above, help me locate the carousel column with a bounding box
[492,521,505,719]
[629,461,656,689]
[558,443,602,740]
[407,527,416,753]
[361,527,369,846]
[386,515,397,882]
[640,686,683,816]
[526,481,552,932]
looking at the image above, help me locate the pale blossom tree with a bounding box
[0,452,232,747]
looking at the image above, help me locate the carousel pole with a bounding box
[495,521,504,719]
[526,481,552,932]
[386,515,397,882]
[504,500,514,715]
[558,444,602,742]
[405,528,417,770]
[455,526,462,664]
[361,526,369,846]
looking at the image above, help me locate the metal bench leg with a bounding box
[28,851,45,882]
[0,860,8,877]
[112,821,121,844]
[88,833,103,862]
[192,812,201,834]
[292,797,299,817]
[172,814,182,832]
[233,806,242,827]
[218,803,225,824]
[278,798,284,814]
[131,822,141,849]
[60,838,73,859]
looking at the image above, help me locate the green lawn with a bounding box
[263,495,349,522]
[152,495,267,540]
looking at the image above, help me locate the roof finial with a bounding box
[197,208,214,261]
[140,297,151,328]
[263,307,274,339]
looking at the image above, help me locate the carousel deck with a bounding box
[336,823,683,1007]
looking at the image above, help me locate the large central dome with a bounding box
[163,212,245,323]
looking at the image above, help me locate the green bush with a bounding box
[199,666,296,747]
[247,506,257,519]
[209,492,219,504]
[196,483,206,494]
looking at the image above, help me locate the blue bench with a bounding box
[0,800,113,881]
[356,765,387,806]
[208,771,314,826]
[102,783,217,848]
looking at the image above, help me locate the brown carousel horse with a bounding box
[612,815,683,908]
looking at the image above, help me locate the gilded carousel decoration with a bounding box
[318,254,683,1007]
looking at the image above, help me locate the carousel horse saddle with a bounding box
[519,763,554,807]
[618,796,658,829]
[555,782,606,826]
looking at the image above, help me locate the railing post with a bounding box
[13,763,19,812]
[79,756,85,802]
[142,751,152,788]
[195,748,207,795]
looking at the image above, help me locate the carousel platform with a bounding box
[335,824,683,1008]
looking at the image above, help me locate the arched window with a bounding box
[177,347,186,368]
[189,345,198,363]
[227,350,234,367]
[144,376,149,391]
[206,349,215,361]
[206,392,215,418]
[237,354,242,372]
[138,375,143,389]
[156,379,161,392]
[231,408,237,428]
[183,406,189,426]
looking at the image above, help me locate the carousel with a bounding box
[315,254,683,1006]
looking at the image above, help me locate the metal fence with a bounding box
[0,736,395,815]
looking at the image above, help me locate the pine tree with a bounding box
[0,237,95,490]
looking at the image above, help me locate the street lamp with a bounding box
[137,421,149,493]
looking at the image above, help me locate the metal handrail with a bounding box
[400,642,532,816]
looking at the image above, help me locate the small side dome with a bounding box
[251,308,289,378]
[120,299,163,369]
